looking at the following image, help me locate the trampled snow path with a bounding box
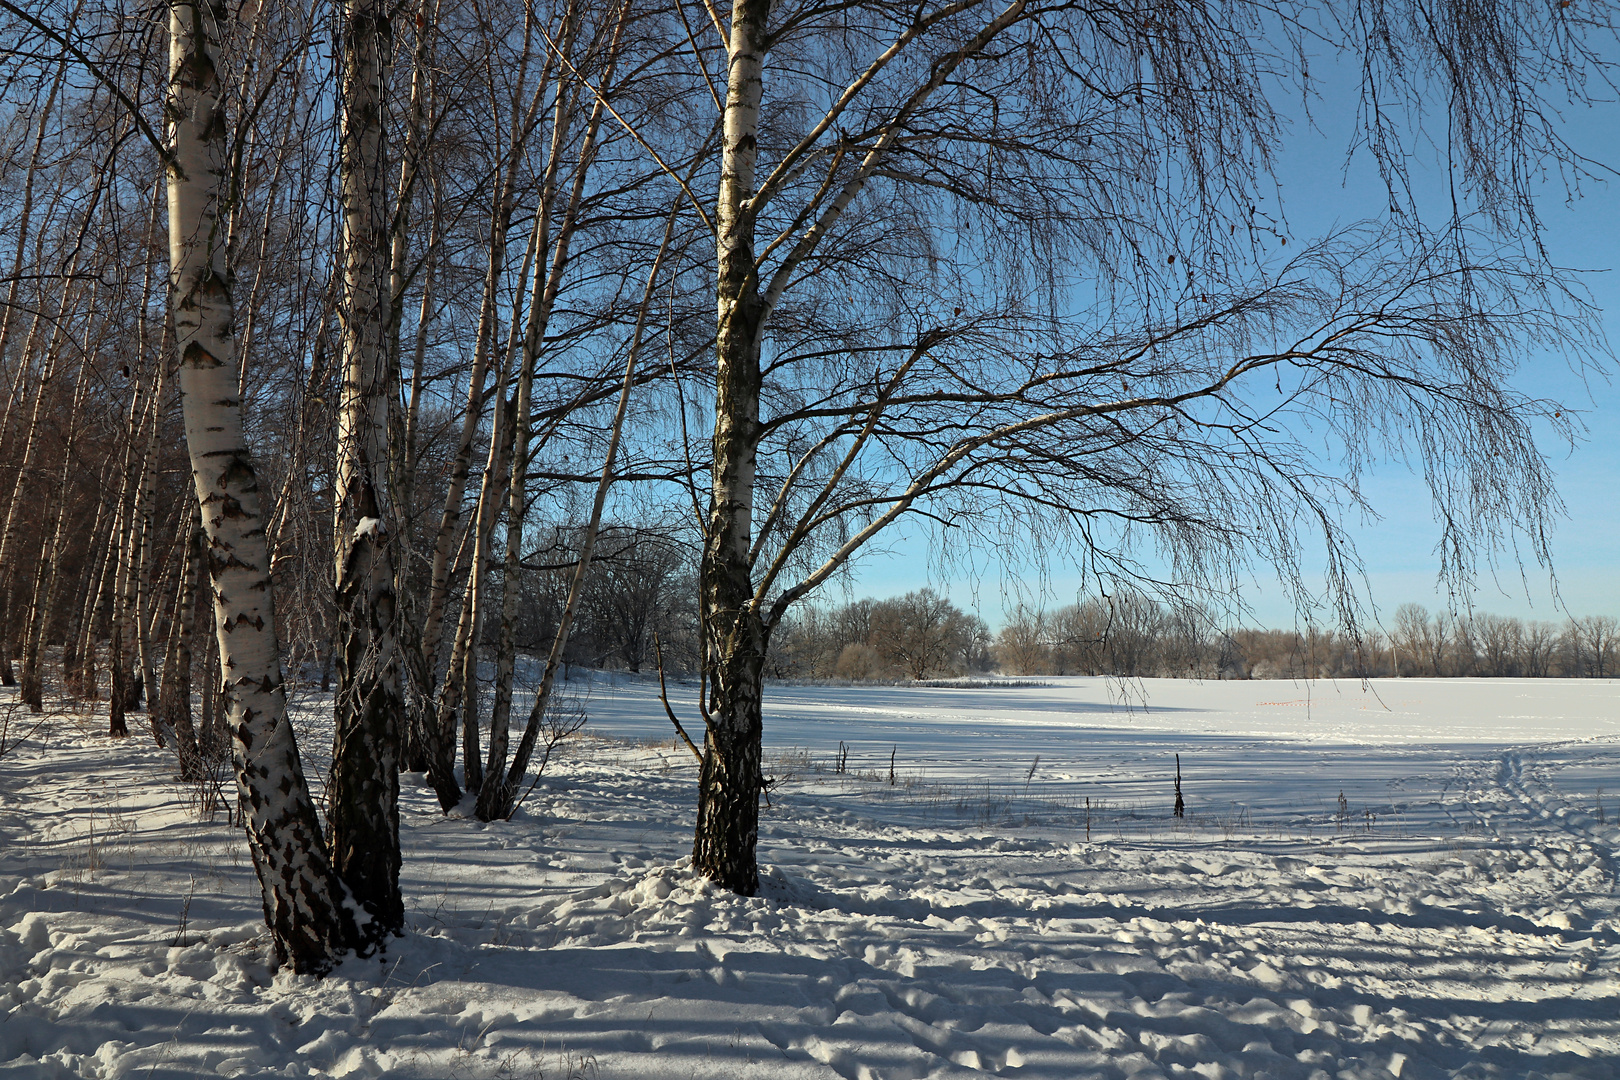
[2,677,1618,1079]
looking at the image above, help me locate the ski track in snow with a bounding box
[2,676,1618,1080]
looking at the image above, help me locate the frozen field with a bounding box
[2,675,1618,1079]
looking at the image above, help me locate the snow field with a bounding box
[1,677,1618,1079]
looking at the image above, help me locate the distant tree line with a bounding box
[769,589,993,680]
[771,592,1619,681]
[997,598,1618,680]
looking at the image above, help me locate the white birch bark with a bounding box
[107,180,167,724]
[167,0,355,974]
[694,0,772,895]
[111,359,160,728]
[386,2,441,772]
[476,121,568,819]
[443,339,518,797]
[60,450,114,695]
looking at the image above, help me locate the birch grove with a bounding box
[0,0,1613,973]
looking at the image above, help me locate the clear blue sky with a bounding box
[842,55,1619,631]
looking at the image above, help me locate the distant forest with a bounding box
[767,589,1620,682]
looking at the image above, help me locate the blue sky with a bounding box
[840,51,1620,631]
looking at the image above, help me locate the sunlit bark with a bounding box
[694,0,772,895]
[167,0,355,974]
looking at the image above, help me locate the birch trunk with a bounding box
[0,308,59,688]
[70,501,117,700]
[130,356,168,719]
[388,2,440,775]
[329,0,403,944]
[112,379,161,721]
[141,491,187,683]
[396,236,436,775]
[694,0,773,896]
[134,320,178,718]
[477,387,533,820]
[415,221,506,692]
[443,368,515,800]
[167,0,356,974]
[160,509,203,777]
[477,8,578,817]
[21,332,97,711]
[479,215,671,821]
[411,245,500,807]
[0,65,66,667]
[109,474,136,731]
[416,56,548,807]
[476,208,561,820]
[60,459,113,695]
[385,0,440,384]
[110,183,168,720]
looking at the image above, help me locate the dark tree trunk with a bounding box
[109,622,129,737]
[329,525,403,939]
[398,614,432,773]
[692,619,767,895]
[61,635,78,695]
[424,709,463,810]
[161,522,202,777]
[18,645,41,711]
[326,0,404,946]
[80,637,97,701]
[19,556,44,712]
[198,622,220,756]
[425,592,473,811]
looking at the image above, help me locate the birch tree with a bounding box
[329,0,404,946]
[671,0,1612,892]
[165,0,357,973]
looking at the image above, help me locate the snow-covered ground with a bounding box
[2,675,1617,1079]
